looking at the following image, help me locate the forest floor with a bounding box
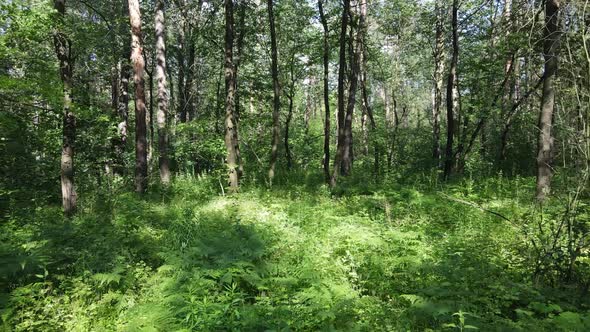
[2,173,590,331]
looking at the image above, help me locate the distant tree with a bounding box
[268,0,281,185]
[444,0,459,180]
[432,0,445,164]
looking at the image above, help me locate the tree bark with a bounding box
[234,0,246,178]
[155,0,171,185]
[129,0,148,193]
[268,0,281,185]
[432,0,445,165]
[536,0,561,201]
[444,0,459,180]
[319,0,331,183]
[224,0,239,192]
[330,0,351,187]
[341,3,362,175]
[53,0,77,216]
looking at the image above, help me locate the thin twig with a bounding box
[439,193,513,223]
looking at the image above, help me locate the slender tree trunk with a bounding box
[129,0,148,193]
[184,37,195,121]
[147,68,154,163]
[177,27,186,123]
[319,0,331,183]
[268,0,281,185]
[53,0,77,216]
[234,1,246,178]
[433,0,445,164]
[116,39,131,174]
[444,0,459,180]
[358,0,377,174]
[330,0,351,187]
[536,0,561,201]
[285,94,294,170]
[155,0,170,184]
[224,0,239,192]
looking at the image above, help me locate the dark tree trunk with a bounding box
[268,0,281,185]
[536,0,561,201]
[129,0,148,193]
[330,0,351,187]
[53,0,77,216]
[318,0,331,183]
[341,0,364,176]
[155,0,170,184]
[224,0,239,192]
[444,0,459,180]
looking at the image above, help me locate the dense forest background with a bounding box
[1,0,590,330]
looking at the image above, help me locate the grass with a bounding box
[1,173,590,331]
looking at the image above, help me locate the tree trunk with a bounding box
[285,94,294,170]
[129,0,148,193]
[224,0,239,192]
[536,0,561,201]
[155,0,170,185]
[234,1,246,178]
[432,0,444,164]
[53,0,77,216]
[177,27,186,123]
[341,3,361,175]
[319,0,331,183]
[268,0,281,185]
[444,0,459,180]
[330,0,351,187]
[116,0,131,170]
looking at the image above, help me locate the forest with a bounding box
[1,0,590,330]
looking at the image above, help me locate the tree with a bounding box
[432,0,445,164]
[318,0,331,183]
[268,0,281,185]
[115,1,131,175]
[53,0,77,216]
[443,0,459,180]
[224,0,239,192]
[330,0,351,187]
[155,0,171,185]
[128,0,148,193]
[340,0,363,176]
[536,0,561,201]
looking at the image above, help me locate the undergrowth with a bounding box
[1,173,589,331]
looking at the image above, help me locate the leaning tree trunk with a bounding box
[53,0,77,216]
[318,0,331,183]
[536,0,561,201]
[155,0,170,184]
[224,0,239,192]
[129,0,148,193]
[330,0,351,187]
[268,0,281,185]
[444,0,459,180]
